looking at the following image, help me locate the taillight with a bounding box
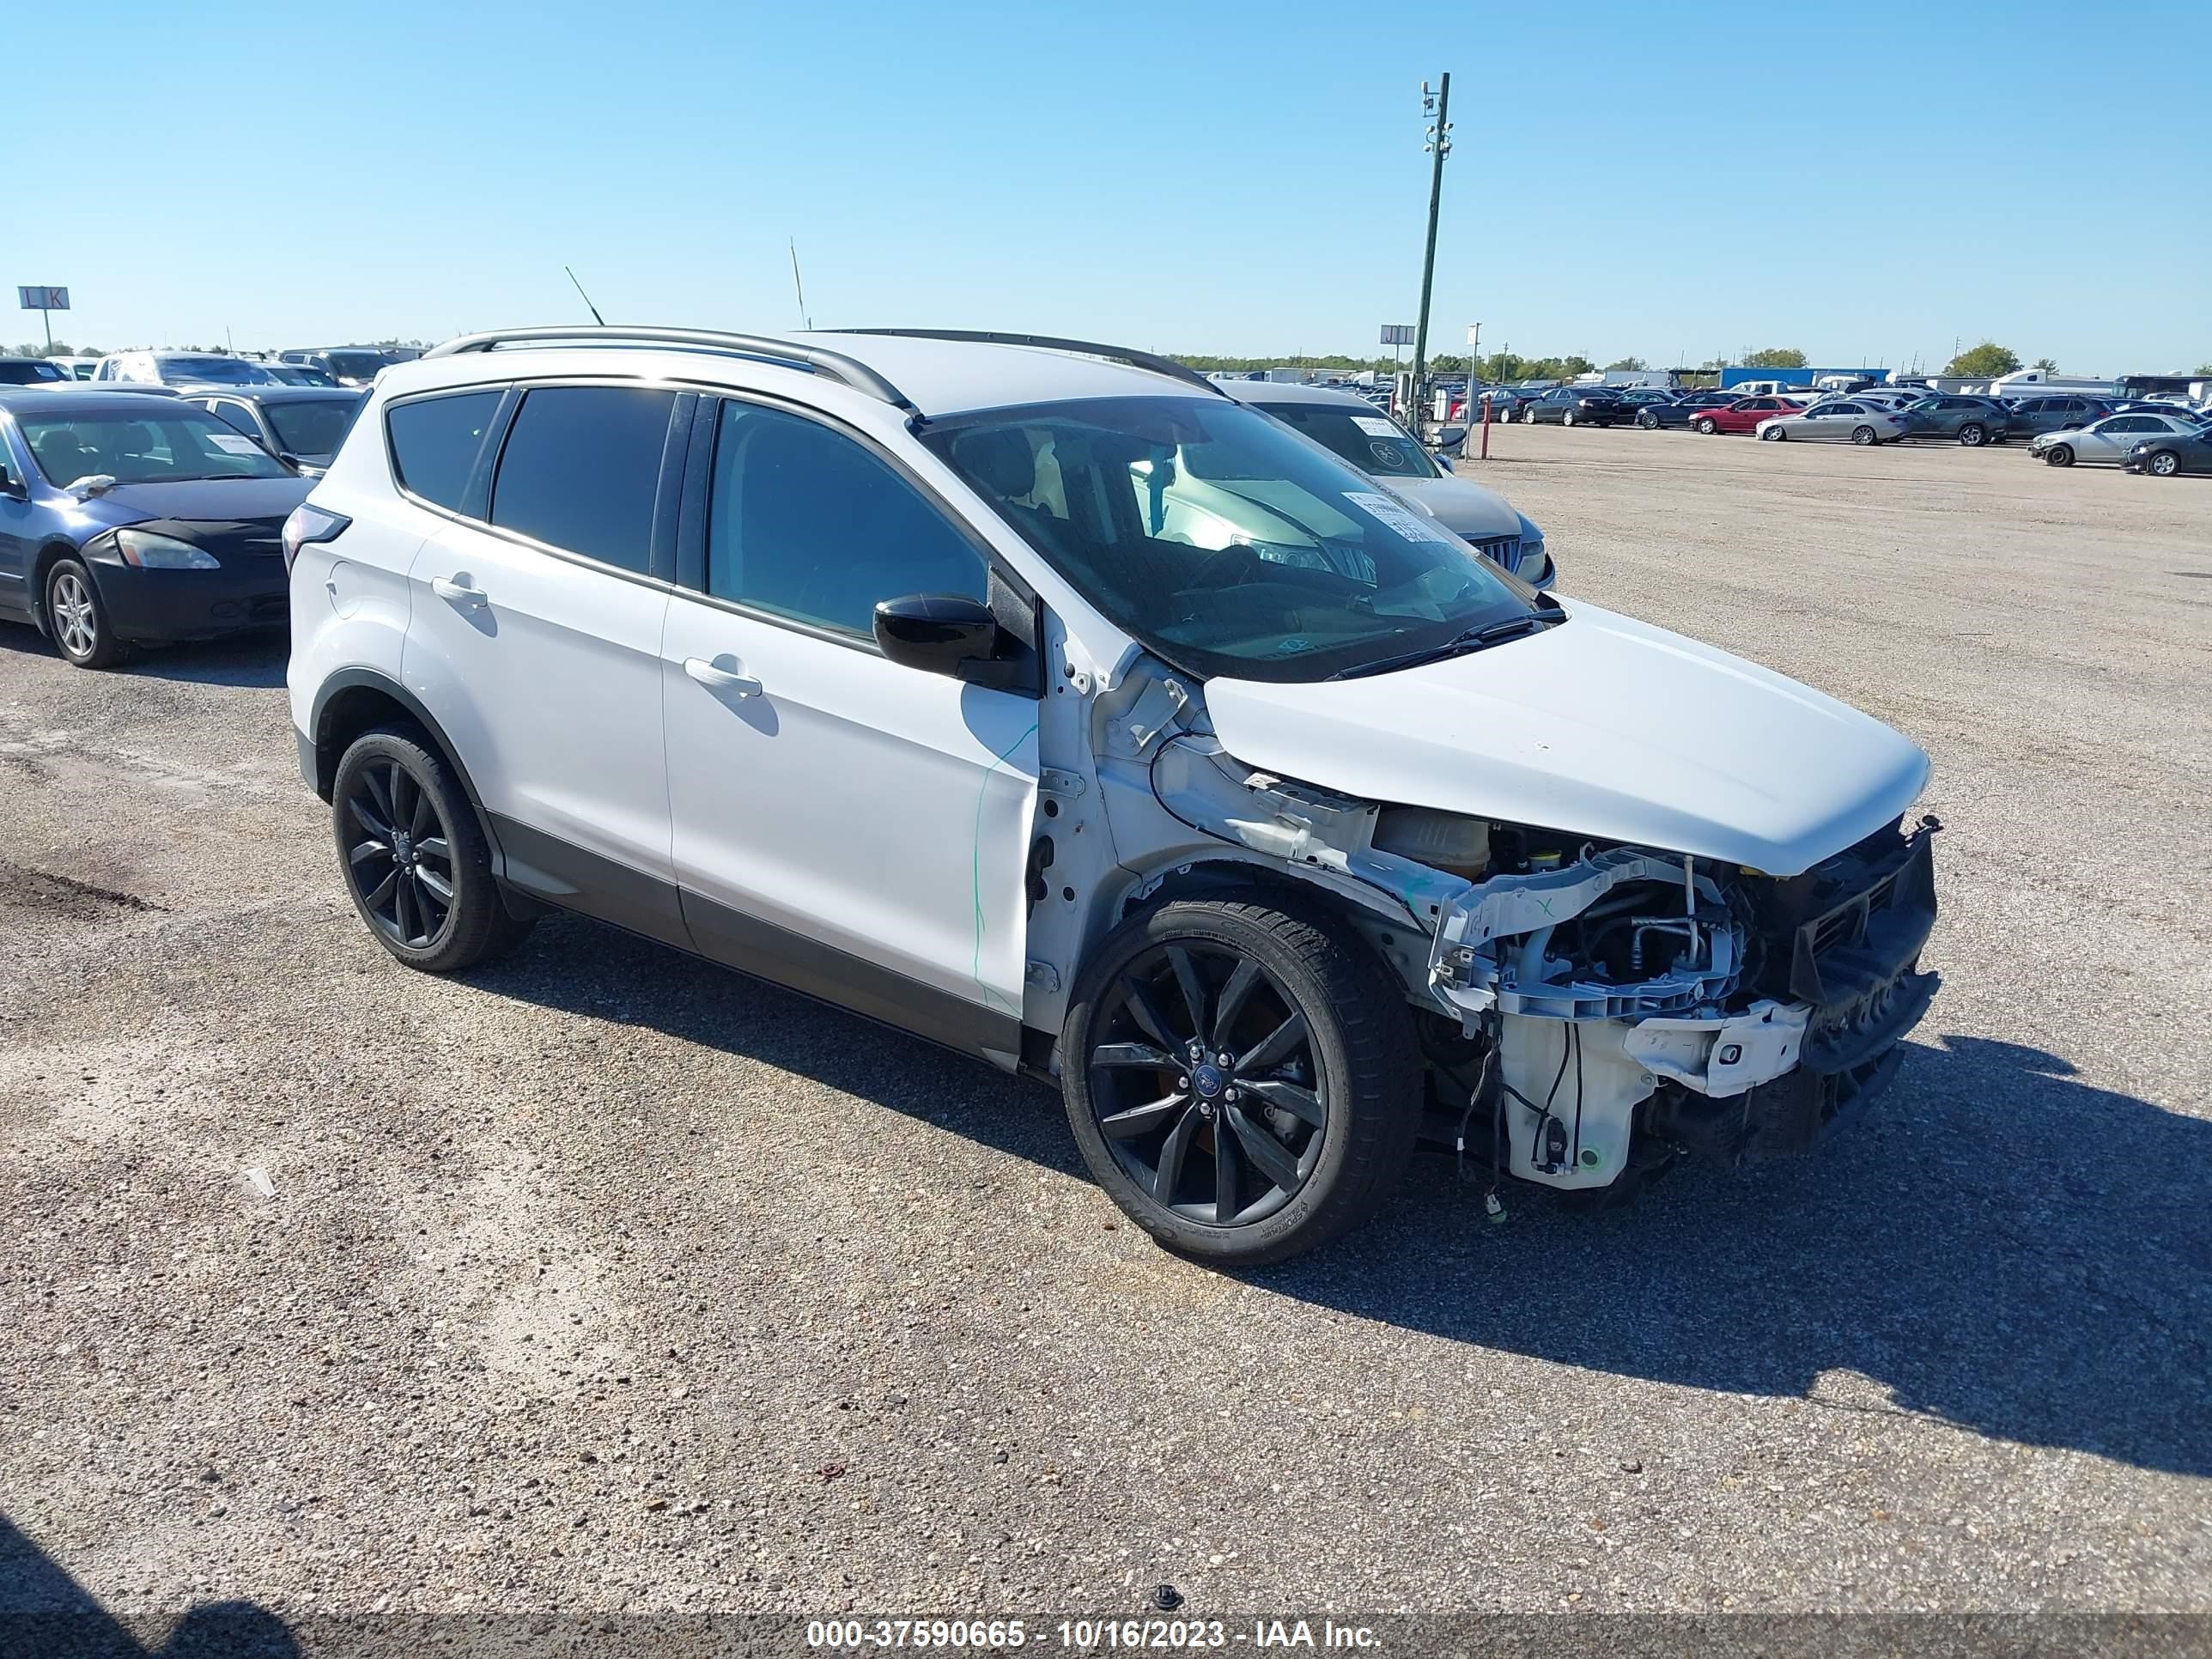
[281,503,350,573]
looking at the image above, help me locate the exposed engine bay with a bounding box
[1130,712,1940,1198]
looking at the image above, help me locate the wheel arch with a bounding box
[307,670,507,879]
[1103,854,1433,1007]
[27,539,85,635]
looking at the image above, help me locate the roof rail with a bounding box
[420,325,915,412]
[828,329,1230,398]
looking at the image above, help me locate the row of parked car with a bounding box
[1483,381,2212,468]
[3,344,422,390]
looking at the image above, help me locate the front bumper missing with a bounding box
[1650,822,1942,1164]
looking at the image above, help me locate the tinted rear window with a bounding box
[489,386,675,574]
[0,360,67,384]
[266,395,364,459]
[386,391,502,511]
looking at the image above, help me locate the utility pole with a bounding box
[1409,71,1452,426]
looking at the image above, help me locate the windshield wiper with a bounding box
[1327,614,1552,680]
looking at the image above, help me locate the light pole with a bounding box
[1409,72,1452,426]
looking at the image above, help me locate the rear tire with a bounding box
[332,726,535,975]
[1061,896,1420,1267]
[1851,425,1877,446]
[44,558,124,670]
[1959,422,1987,447]
[2044,444,2075,467]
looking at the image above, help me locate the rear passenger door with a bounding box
[404,382,690,943]
[658,395,1041,1062]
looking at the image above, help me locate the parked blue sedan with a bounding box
[0,390,311,667]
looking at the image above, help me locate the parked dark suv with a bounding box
[1522,386,1630,428]
[2004,395,2110,441]
[1896,394,2012,447]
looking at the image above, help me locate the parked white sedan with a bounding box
[2033,410,2205,468]
[1754,399,1907,446]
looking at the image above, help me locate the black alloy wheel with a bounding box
[343,754,458,951]
[1062,898,1419,1266]
[1088,940,1325,1226]
[1959,422,1987,447]
[331,726,533,973]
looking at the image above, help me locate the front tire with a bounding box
[2044,444,2075,467]
[1760,425,1785,441]
[1695,416,1718,435]
[45,558,124,669]
[332,726,534,974]
[1636,410,1658,429]
[1522,407,1539,425]
[1061,897,1419,1267]
[2148,450,2180,477]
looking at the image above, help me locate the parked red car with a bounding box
[1693,395,1798,436]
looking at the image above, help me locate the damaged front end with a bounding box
[1427,814,1942,1189]
[1139,715,1940,1198]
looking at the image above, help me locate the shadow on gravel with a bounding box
[469,921,2210,1479]
[1262,1033,2212,1480]
[0,626,284,688]
[471,916,1083,1177]
[0,1512,298,1657]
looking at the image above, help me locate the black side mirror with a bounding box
[874,593,1014,685]
[0,463,23,500]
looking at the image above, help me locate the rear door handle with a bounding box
[684,657,763,699]
[431,575,488,609]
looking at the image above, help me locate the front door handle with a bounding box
[684,656,763,699]
[431,575,488,609]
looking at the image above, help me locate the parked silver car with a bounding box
[1754,399,1906,446]
[2032,410,2205,467]
[1224,380,1553,584]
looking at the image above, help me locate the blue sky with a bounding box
[14,0,2209,374]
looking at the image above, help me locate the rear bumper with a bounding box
[85,555,289,644]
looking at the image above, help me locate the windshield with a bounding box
[161,356,276,385]
[921,395,1538,684]
[20,408,294,484]
[264,395,363,458]
[1259,403,1438,479]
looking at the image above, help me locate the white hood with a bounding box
[1202,600,1929,877]
[1382,472,1522,542]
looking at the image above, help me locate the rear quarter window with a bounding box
[386,391,503,512]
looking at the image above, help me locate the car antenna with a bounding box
[788,239,812,331]
[563,265,605,326]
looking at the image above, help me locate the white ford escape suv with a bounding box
[286,325,1941,1266]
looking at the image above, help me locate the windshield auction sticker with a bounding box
[1341,489,1455,545]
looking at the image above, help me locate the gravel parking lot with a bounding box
[3,425,2209,1634]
